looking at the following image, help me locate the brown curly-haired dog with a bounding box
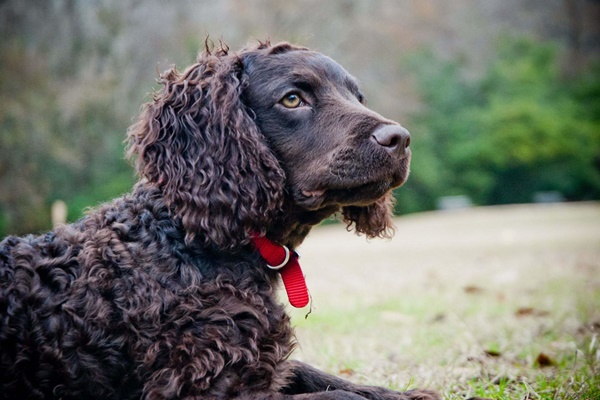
[0,41,439,399]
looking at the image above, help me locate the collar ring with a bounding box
[266,245,290,270]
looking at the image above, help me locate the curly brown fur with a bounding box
[126,44,286,250]
[0,40,438,399]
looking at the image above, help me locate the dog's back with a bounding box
[0,194,140,398]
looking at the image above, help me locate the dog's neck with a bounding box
[136,182,338,251]
[267,202,339,249]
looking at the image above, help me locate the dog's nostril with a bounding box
[371,125,411,153]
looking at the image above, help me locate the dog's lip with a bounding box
[301,189,326,198]
[300,168,408,199]
[296,188,327,209]
[296,180,393,209]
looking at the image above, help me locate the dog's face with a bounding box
[242,48,411,211]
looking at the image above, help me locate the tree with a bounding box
[396,36,600,213]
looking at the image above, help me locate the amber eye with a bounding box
[280,93,303,108]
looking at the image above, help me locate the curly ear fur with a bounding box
[341,192,395,239]
[126,46,285,250]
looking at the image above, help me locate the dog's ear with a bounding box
[341,192,395,239]
[127,46,285,250]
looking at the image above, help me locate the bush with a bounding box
[0,41,133,236]
[396,36,600,214]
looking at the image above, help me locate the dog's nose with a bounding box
[371,124,411,156]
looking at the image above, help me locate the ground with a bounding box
[287,202,600,399]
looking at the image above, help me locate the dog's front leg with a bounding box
[281,360,440,400]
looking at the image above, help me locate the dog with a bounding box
[0,40,438,399]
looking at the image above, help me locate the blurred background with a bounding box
[1,0,599,235]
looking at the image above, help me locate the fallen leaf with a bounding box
[484,349,501,357]
[535,352,555,367]
[464,285,484,294]
[515,307,535,316]
[339,368,354,376]
[515,307,550,317]
[431,313,446,323]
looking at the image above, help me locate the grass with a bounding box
[284,202,600,399]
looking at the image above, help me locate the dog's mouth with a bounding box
[294,151,411,210]
[301,188,327,198]
[297,179,401,210]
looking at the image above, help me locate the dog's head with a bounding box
[127,41,410,250]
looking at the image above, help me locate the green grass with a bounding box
[285,203,600,399]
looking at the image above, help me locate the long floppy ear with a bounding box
[341,192,395,239]
[126,46,285,250]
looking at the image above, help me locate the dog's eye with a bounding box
[280,93,304,109]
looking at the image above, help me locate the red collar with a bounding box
[251,235,310,308]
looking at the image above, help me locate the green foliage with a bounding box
[397,36,600,213]
[0,40,133,236]
[0,40,62,234]
[2,26,599,234]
